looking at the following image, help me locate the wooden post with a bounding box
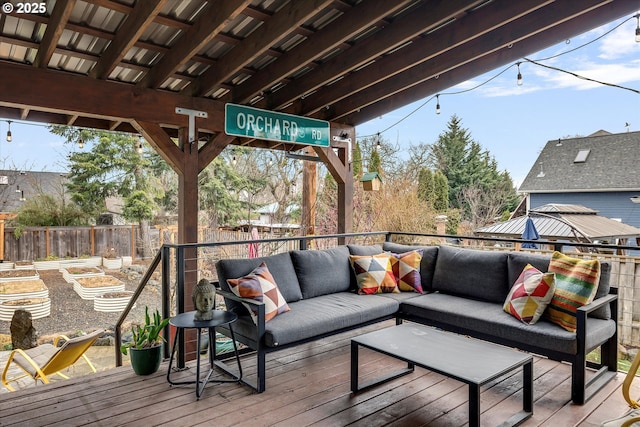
[302,146,317,236]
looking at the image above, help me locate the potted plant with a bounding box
[120,307,170,375]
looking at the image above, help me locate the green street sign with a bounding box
[225,103,330,147]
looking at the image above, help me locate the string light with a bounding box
[516,62,523,86]
[78,139,84,149]
[376,133,381,150]
[6,120,12,142]
[359,13,639,140]
[136,136,143,154]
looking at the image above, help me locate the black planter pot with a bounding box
[129,345,162,375]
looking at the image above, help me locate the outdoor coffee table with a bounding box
[351,324,533,427]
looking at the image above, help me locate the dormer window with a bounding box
[574,149,590,163]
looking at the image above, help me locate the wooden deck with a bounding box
[0,321,636,426]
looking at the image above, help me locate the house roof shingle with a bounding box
[518,131,640,193]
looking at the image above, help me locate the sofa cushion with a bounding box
[400,293,616,355]
[347,244,383,256]
[350,254,398,294]
[507,252,552,286]
[431,245,509,303]
[227,262,290,325]
[291,246,352,299]
[503,264,555,325]
[388,250,424,293]
[216,252,302,315]
[592,261,612,320]
[545,251,600,332]
[259,293,399,347]
[382,242,438,292]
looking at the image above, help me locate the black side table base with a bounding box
[166,311,242,400]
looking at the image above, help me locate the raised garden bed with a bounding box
[61,266,105,283]
[73,275,125,300]
[0,297,51,321]
[0,279,48,303]
[0,269,39,282]
[14,261,34,270]
[94,291,135,312]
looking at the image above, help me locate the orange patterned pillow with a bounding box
[227,262,290,325]
[388,250,423,293]
[349,254,398,294]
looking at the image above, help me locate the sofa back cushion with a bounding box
[508,251,612,320]
[432,245,509,303]
[291,246,352,299]
[382,242,438,292]
[216,252,302,315]
[347,244,383,256]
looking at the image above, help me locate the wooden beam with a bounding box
[90,0,168,79]
[297,0,555,116]
[0,62,225,133]
[188,0,335,97]
[344,0,629,125]
[138,0,251,89]
[258,0,484,111]
[33,0,77,68]
[133,121,184,174]
[198,133,234,173]
[228,0,413,104]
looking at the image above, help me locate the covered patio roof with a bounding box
[1,0,637,301]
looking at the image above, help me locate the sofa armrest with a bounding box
[215,288,266,345]
[576,292,618,354]
[578,293,617,316]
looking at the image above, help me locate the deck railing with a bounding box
[115,231,640,368]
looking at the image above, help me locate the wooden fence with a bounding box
[2,225,136,261]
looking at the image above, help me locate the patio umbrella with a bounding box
[248,227,260,258]
[521,217,540,249]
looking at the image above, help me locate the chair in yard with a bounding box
[601,351,640,427]
[1,329,103,391]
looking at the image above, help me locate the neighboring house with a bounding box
[233,202,300,234]
[518,130,640,230]
[0,169,68,213]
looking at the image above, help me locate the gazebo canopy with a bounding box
[475,204,640,242]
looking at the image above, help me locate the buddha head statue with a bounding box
[192,278,216,321]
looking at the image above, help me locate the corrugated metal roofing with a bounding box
[475,204,640,241]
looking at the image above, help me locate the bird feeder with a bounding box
[360,172,383,191]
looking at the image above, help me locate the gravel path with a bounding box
[0,265,163,341]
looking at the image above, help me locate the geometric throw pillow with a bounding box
[227,262,290,325]
[349,254,398,295]
[388,250,423,293]
[503,264,555,325]
[545,251,601,332]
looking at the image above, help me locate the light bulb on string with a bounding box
[78,139,84,149]
[376,133,381,151]
[435,95,441,115]
[6,120,12,142]
[635,14,640,43]
[516,62,523,86]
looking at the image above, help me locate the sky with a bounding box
[0,14,639,187]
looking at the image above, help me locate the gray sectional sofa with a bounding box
[213,242,618,404]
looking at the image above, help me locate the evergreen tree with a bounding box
[352,142,363,178]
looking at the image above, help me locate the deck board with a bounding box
[0,321,636,426]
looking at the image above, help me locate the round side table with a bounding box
[166,310,242,399]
